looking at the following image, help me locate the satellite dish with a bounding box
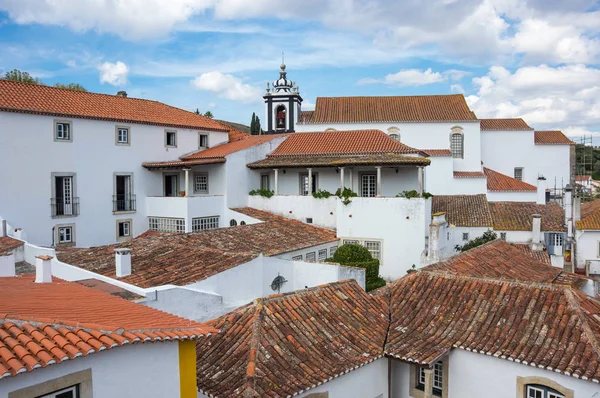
[270,274,288,293]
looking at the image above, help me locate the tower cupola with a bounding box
[264,61,302,134]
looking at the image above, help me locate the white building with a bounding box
[0,255,214,398]
[575,198,600,275]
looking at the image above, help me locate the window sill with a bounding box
[55,242,75,248]
[165,145,178,149]
[51,214,78,219]
[115,143,131,146]
[113,210,136,215]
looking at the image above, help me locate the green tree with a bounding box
[203,111,214,119]
[326,243,386,291]
[455,230,497,252]
[3,69,42,84]
[195,108,200,115]
[54,82,87,92]
[250,112,262,135]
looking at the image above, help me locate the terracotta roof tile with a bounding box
[480,118,532,131]
[535,131,574,145]
[56,208,338,288]
[216,120,252,142]
[248,153,430,168]
[514,244,551,265]
[484,167,536,191]
[300,95,477,124]
[576,175,592,182]
[0,79,228,132]
[0,237,23,255]
[299,110,315,124]
[196,280,388,397]
[489,201,566,231]
[577,198,600,230]
[453,171,485,178]
[0,275,215,379]
[422,149,452,157]
[431,194,492,227]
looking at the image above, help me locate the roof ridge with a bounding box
[244,298,265,396]
[316,94,465,99]
[563,289,600,359]
[259,279,359,304]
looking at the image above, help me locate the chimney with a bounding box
[116,90,128,98]
[35,255,53,283]
[564,184,573,224]
[573,195,581,223]
[531,214,543,251]
[115,248,132,277]
[0,252,15,277]
[1,220,6,237]
[428,212,447,263]
[536,176,547,205]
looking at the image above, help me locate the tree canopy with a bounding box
[3,69,42,84]
[455,230,497,252]
[250,112,262,135]
[203,111,214,119]
[55,82,87,92]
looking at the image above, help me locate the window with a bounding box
[192,216,219,232]
[447,232,450,241]
[299,173,318,195]
[450,127,464,159]
[318,249,328,261]
[117,220,131,239]
[39,385,79,398]
[164,174,179,197]
[462,232,469,241]
[597,241,600,257]
[194,173,209,194]
[240,221,246,226]
[292,255,303,261]
[230,219,237,227]
[389,133,399,141]
[261,174,270,190]
[199,134,209,148]
[514,167,524,181]
[276,105,286,129]
[501,232,507,241]
[343,239,382,262]
[54,121,72,142]
[148,217,185,233]
[165,131,177,147]
[51,174,79,217]
[306,218,313,224]
[329,246,337,256]
[115,126,130,145]
[360,174,377,197]
[114,174,135,212]
[306,252,316,262]
[57,226,73,244]
[417,362,443,396]
[526,385,565,398]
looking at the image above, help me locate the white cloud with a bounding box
[450,84,465,94]
[98,61,129,86]
[563,126,600,139]
[358,68,468,87]
[467,64,600,128]
[191,71,260,103]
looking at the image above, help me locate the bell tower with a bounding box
[264,60,302,134]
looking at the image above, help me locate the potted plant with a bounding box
[178,191,186,197]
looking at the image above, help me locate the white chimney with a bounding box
[1,220,6,237]
[115,248,132,277]
[564,184,573,224]
[573,195,581,223]
[428,212,447,263]
[35,255,53,283]
[536,176,547,205]
[531,214,543,251]
[0,252,15,277]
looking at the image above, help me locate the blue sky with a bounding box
[0,0,599,141]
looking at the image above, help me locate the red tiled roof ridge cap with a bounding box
[563,289,600,358]
[419,269,568,291]
[317,93,466,99]
[257,279,360,303]
[267,151,420,158]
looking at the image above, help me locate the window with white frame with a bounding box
[329,246,337,256]
[116,126,130,145]
[39,385,79,398]
[199,134,208,148]
[165,131,177,147]
[55,121,72,141]
[462,232,469,241]
[117,220,131,239]
[292,255,303,261]
[306,252,316,262]
[514,167,524,181]
[192,216,219,232]
[148,217,185,233]
[360,174,377,197]
[194,173,208,194]
[299,173,318,195]
[261,174,270,190]
[450,128,464,159]
[526,385,565,398]
[318,249,328,261]
[418,362,443,395]
[343,239,382,261]
[57,226,73,244]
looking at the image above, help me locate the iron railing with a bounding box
[113,194,136,212]
[51,197,80,217]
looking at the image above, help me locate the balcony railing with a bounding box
[113,194,136,212]
[51,197,80,217]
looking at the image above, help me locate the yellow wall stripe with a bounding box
[179,340,197,398]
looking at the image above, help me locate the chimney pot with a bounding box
[115,248,132,277]
[35,255,53,283]
[0,252,15,277]
[116,90,128,98]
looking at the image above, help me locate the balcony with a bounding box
[51,197,80,217]
[146,195,224,232]
[113,194,137,213]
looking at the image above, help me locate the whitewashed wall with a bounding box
[0,111,228,247]
[296,121,482,172]
[575,230,600,268]
[487,190,537,202]
[0,342,181,398]
[248,195,338,228]
[445,226,491,259]
[447,177,487,195]
[337,197,431,280]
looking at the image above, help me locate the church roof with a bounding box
[484,167,537,192]
[480,118,532,131]
[298,94,477,124]
[535,131,574,145]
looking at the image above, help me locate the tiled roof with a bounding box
[480,118,532,131]
[385,271,600,382]
[576,175,592,181]
[535,130,574,145]
[453,171,485,178]
[196,280,388,397]
[56,208,338,288]
[0,79,228,132]
[514,244,551,265]
[423,239,586,288]
[422,149,452,157]
[0,275,215,379]
[484,167,536,191]
[142,135,282,170]
[0,236,23,254]
[431,194,492,227]
[247,153,430,168]
[489,201,566,231]
[577,199,600,230]
[300,95,478,124]
[299,110,315,124]
[216,120,251,141]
